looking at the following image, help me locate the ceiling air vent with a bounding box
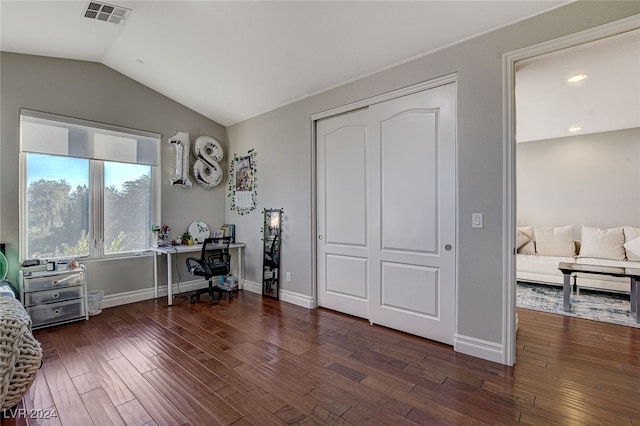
[83,2,131,25]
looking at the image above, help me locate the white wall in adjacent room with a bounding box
[516,127,640,234]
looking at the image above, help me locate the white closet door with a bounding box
[368,83,456,344]
[316,109,370,319]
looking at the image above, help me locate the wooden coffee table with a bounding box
[558,262,639,323]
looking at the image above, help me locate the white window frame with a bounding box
[19,109,161,261]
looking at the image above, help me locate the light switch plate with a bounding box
[472,213,484,229]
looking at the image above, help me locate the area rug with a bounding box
[517,282,639,328]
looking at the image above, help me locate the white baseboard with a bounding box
[454,334,505,364]
[242,280,315,308]
[280,288,314,308]
[101,279,209,309]
[102,279,314,310]
[242,279,262,294]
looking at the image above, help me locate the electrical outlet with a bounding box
[286,272,291,282]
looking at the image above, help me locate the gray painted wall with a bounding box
[225,2,640,345]
[517,128,640,234]
[0,53,226,294]
[0,1,637,357]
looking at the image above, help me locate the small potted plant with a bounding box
[181,231,193,245]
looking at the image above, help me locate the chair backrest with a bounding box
[203,237,231,276]
[200,236,231,260]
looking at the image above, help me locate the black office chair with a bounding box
[186,237,231,304]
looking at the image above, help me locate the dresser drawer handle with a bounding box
[53,309,61,316]
[52,292,60,299]
[51,274,78,286]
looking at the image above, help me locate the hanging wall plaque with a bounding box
[228,150,257,215]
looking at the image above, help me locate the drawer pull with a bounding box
[53,309,61,316]
[51,274,79,286]
[52,292,60,299]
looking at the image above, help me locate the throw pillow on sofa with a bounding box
[579,226,625,261]
[623,226,640,261]
[517,226,535,254]
[534,225,575,256]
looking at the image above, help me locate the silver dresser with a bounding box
[19,265,88,329]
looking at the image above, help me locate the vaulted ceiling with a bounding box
[1,1,571,127]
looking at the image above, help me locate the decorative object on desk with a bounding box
[151,224,171,247]
[193,135,224,189]
[188,221,210,243]
[228,149,257,215]
[168,131,192,188]
[221,224,236,243]
[181,231,193,245]
[261,208,283,299]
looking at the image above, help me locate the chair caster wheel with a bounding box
[229,293,234,300]
[211,299,218,305]
[190,295,199,304]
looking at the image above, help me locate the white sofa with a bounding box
[516,225,640,293]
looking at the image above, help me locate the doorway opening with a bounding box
[504,16,640,365]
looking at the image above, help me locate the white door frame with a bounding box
[502,15,640,366]
[311,73,458,310]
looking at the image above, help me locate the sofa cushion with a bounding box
[534,225,575,256]
[623,226,640,261]
[579,226,625,261]
[517,254,575,274]
[624,237,640,260]
[516,226,535,254]
[575,257,632,268]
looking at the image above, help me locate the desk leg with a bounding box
[167,253,173,306]
[631,277,638,323]
[563,272,571,312]
[238,246,244,290]
[153,252,159,299]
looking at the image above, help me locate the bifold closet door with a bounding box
[317,83,456,345]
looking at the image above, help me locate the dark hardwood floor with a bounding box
[2,290,638,425]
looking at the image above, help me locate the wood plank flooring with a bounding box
[2,291,638,425]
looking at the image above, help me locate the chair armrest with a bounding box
[186,257,211,276]
[185,256,203,267]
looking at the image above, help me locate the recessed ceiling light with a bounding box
[568,126,582,133]
[567,74,588,83]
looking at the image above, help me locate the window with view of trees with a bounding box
[20,110,160,260]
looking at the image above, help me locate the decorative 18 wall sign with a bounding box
[228,149,257,215]
[168,131,192,188]
[193,135,224,190]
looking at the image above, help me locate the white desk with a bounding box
[152,242,245,306]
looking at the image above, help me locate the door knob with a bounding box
[445,244,453,251]
[318,235,323,240]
